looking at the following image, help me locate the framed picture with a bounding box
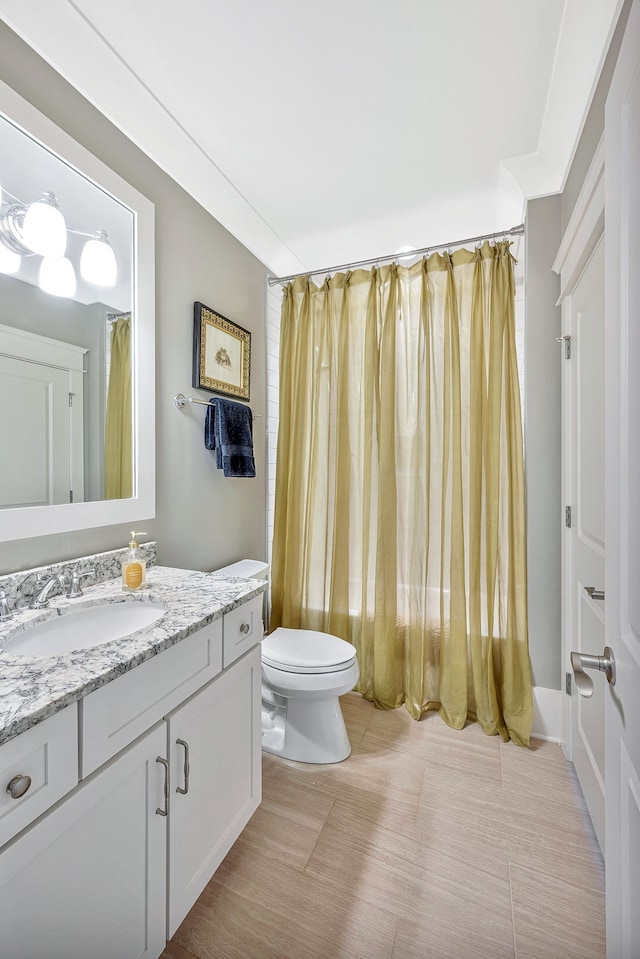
[192,301,251,400]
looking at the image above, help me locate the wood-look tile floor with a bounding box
[162,694,605,959]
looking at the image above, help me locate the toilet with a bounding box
[213,560,359,763]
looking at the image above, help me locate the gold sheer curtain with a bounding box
[105,317,132,499]
[271,242,532,746]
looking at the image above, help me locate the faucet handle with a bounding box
[0,589,14,622]
[66,568,96,599]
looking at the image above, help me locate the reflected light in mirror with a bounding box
[38,255,76,297]
[80,229,117,286]
[22,191,67,257]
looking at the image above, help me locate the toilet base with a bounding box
[261,694,352,764]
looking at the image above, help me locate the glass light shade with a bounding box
[39,256,76,297]
[0,241,20,275]
[22,192,67,257]
[80,230,117,286]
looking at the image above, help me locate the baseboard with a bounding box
[531,685,563,743]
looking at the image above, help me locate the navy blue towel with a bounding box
[204,397,256,477]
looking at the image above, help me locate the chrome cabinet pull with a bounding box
[155,757,169,816]
[570,647,616,698]
[584,586,605,602]
[176,738,190,795]
[240,622,251,635]
[6,774,32,799]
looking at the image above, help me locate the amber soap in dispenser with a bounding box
[122,531,147,591]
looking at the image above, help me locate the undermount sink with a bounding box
[3,601,166,658]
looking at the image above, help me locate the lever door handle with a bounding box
[584,586,605,601]
[570,647,616,698]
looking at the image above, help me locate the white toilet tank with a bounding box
[214,559,269,580]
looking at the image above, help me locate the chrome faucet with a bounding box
[0,589,13,621]
[30,573,70,609]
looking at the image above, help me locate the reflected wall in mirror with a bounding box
[0,79,155,543]
[0,109,134,507]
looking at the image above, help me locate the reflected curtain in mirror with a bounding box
[104,317,132,499]
[270,242,532,746]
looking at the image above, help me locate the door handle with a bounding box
[570,647,616,698]
[176,738,190,795]
[584,586,605,601]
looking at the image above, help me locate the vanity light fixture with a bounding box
[0,189,117,294]
[80,229,117,286]
[0,191,67,258]
[38,255,77,298]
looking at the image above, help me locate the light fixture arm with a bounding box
[0,203,32,255]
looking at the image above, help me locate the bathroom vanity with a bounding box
[0,557,266,959]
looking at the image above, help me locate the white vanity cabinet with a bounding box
[167,642,262,936]
[0,723,167,959]
[0,591,264,959]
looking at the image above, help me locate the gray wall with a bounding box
[525,195,562,689]
[0,21,267,575]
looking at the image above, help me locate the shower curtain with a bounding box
[270,242,532,746]
[104,316,132,499]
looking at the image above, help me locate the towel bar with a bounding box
[174,393,263,415]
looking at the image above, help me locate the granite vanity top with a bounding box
[0,566,267,747]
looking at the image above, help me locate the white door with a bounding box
[0,324,86,507]
[604,1,640,954]
[0,724,167,959]
[167,645,262,938]
[567,237,607,850]
[0,354,72,507]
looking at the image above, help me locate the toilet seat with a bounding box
[263,627,357,674]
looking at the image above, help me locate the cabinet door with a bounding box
[0,724,167,959]
[167,643,262,937]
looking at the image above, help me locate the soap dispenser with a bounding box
[122,531,147,592]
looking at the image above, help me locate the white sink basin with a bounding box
[3,601,166,658]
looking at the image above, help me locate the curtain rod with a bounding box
[267,223,525,287]
[106,311,132,321]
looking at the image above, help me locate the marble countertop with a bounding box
[0,566,267,746]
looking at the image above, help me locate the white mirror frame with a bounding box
[0,78,155,542]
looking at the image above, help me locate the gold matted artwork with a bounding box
[192,301,251,400]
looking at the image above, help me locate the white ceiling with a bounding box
[0,0,624,276]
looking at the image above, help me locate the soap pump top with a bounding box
[128,530,146,549]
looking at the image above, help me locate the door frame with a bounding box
[552,134,605,758]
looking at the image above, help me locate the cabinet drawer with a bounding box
[223,595,264,667]
[0,706,78,848]
[81,619,222,777]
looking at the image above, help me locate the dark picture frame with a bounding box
[192,301,251,400]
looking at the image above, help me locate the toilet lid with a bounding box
[262,627,357,674]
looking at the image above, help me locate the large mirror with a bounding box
[0,79,155,542]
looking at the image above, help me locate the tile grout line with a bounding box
[302,796,336,873]
[389,917,400,959]
[508,859,518,959]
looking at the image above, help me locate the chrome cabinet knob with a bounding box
[240,623,251,635]
[6,774,32,799]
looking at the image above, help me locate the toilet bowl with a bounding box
[213,560,359,764]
